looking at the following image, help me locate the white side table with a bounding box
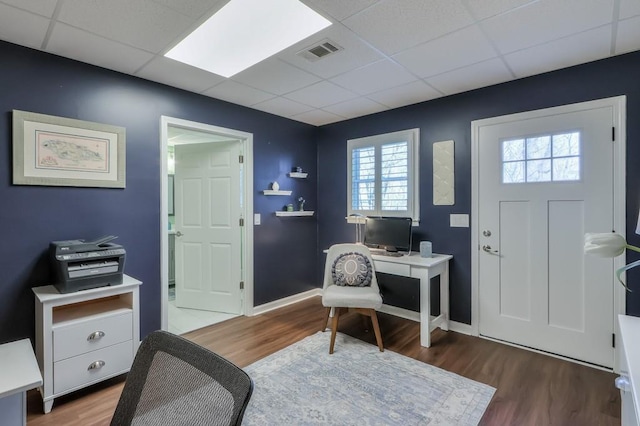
[0,339,43,426]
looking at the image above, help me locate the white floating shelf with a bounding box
[275,211,315,217]
[288,172,308,178]
[262,190,292,196]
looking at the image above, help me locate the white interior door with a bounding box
[476,100,621,368]
[174,141,242,314]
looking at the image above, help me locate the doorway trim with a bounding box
[159,116,254,331]
[470,96,626,370]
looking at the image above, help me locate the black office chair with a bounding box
[111,330,253,426]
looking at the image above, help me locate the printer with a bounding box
[50,235,126,293]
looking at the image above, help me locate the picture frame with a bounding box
[12,110,126,188]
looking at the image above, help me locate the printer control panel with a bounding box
[57,248,126,261]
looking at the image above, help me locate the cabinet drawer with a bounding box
[53,311,132,362]
[53,340,133,395]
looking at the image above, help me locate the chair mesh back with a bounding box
[131,351,234,425]
[111,331,252,426]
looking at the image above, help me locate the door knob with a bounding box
[175,231,183,237]
[482,230,492,237]
[482,245,499,254]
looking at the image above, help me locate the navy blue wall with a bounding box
[0,41,317,344]
[316,50,640,324]
[1,38,639,344]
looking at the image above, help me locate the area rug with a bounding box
[243,332,495,425]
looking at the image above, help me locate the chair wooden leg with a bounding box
[321,307,331,332]
[369,309,384,352]
[329,308,342,354]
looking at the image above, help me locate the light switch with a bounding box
[254,213,261,225]
[450,214,469,228]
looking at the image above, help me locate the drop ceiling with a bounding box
[1,0,638,126]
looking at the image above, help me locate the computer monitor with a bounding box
[363,216,413,252]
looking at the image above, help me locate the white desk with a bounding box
[371,252,452,347]
[0,339,43,426]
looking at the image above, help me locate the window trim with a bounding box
[347,128,420,223]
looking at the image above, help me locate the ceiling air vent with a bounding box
[297,39,343,62]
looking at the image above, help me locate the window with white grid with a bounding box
[347,128,419,221]
[502,131,581,184]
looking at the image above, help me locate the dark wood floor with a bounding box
[26,296,620,425]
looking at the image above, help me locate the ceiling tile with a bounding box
[393,25,497,78]
[330,59,417,95]
[278,24,384,79]
[47,23,155,74]
[203,80,276,106]
[0,0,58,17]
[285,81,358,108]
[620,0,640,19]
[343,0,473,55]
[252,97,315,117]
[464,0,539,20]
[322,97,387,119]
[425,58,513,95]
[290,109,346,126]
[149,0,226,19]
[58,0,195,53]
[616,16,640,55]
[366,80,442,108]
[482,0,614,54]
[301,0,379,21]
[136,56,225,93]
[232,59,321,96]
[504,26,612,78]
[0,4,51,50]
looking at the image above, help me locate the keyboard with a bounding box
[370,250,404,257]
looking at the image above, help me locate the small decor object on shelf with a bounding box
[292,166,303,173]
[271,181,279,191]
[286,204,294,212]
[298,197,306,211]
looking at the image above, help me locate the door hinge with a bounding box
[612,333,615,348]
[239,155,244,164]
[239,217,244,226]
[612,127,615,142]
[240,281,244,290]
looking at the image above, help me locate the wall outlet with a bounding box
[450,214,469,228]
[254,213,261,225]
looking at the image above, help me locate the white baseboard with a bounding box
[251,288,322,316]
[251,291,475,338]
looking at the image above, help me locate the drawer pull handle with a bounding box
[88,360,105,371]
[87,331,105,341]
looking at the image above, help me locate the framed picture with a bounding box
[12,110,126,188]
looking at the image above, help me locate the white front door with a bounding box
[174,141,242,314]
[474,98,624,368]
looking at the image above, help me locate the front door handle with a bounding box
[175,231,183,237]
[482,245,499,254]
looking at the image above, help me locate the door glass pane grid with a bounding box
[381,141,408,210]
[352,146,375,210]
[502,132,580,183]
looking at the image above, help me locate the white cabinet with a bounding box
[0,339,42,426]
[32,275,141,413]
[618,315,640,426]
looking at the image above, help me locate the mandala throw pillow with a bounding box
[331,252,372,287]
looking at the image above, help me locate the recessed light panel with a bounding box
[165,0,331,78]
